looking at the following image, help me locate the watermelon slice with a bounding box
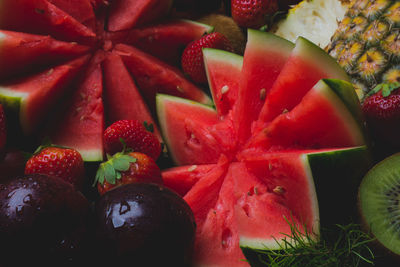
[0,30,90,80]
[102,51,161,139]
[0,0,216,161]
[157,30,371,266]
[234,30,294,144]
[107,0,172,31]
[0,55,90,135]
[46,52,104,162]
[121,19,214,66]
[115,43,212,111]
[203,48,242,118]
[0,0,96,45]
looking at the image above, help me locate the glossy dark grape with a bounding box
[0,174,91,266]
[94,183,196,266]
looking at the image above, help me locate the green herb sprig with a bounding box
[246,221,375,267]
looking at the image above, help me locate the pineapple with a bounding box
[327,0,400,99]
[273,0,350,49]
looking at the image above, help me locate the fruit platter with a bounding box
[0,0,398,266]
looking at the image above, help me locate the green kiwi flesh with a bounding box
[359,152,400,256]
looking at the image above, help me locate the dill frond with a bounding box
[244,221,375,267]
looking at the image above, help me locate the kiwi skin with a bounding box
[357,153,400,265]
[197,14,246,55]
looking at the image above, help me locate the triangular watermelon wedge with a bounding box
[47,0,97,31]
[0,0,96,44]
[245,79,366,152]
[256,36,350,126]
[0,30,91,80]
[107,0,172,31]
[46,52,104,162]
[0,54,90,135]
[234,30,294,144]
[102,51,161,140]
[120,19,214,66]
[115,43,212,111]
[203,48,242,118]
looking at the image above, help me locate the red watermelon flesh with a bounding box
[107,0,172,31]
[119,19,213,66]
[102,51,161,140]
[47,52,104,162]
[246,79,366,152]
[158,30,368,266]
[0,0,96,45]
[162,164,216,196]
[255,37,349,128]
[0,54,90,135]
[47,0,96,31]
[234,30,294,144]
[0,0,213,160]
[203,48,242,118]
[115,43,211,111]
[0,30,90,80]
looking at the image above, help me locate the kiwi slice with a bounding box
[358,152,400,256]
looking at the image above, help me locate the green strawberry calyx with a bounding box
[93,152,137,186]
[368,82,400,98]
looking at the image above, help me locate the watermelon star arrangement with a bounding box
[0,0,213,159]
[159,29,371,266]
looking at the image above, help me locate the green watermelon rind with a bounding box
[314,79,366,146]
[240,145,371,254]
[322,78,369,145]
[78,149,103,162]
[180,19,215,34]
[294,37,349,82]
[247,29,294,54]
[156,93,217,164]
[0,87,31,133]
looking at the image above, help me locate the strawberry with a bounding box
[104,120,161,160]
[25,146,85,190]
[362,82,400,147]
[95,151,163,195]
[231,0,278,28]
[0,104,6,151]
[181,32,234,84]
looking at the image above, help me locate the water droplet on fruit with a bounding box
[111,216,125,228]
[23,194,32,204]
[119,201,130,215]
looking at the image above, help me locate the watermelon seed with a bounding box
[273,186,286,195]
[187,165,197,172]
[177,86,184,93]
[282,109,289,114]
[46,69,54,76]
[260,88,266,100]
[221,228,233,249]
[269,163,273,170]
[221,85,230,94]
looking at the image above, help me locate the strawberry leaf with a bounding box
[112,154,137,171]
[382,84,391,97]
[104,162,116,184]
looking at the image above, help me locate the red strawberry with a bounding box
[231,0,278,28]
[0,104,6,151]
[95,151,163,195]
[181,32,234,84]
[25,146,85,190]
[362,82,400,147]
[104,120,161,160]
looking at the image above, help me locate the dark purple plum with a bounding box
[94,183,196,266]
[0,174,91,266]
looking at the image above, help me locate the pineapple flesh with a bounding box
[326,0,400,99]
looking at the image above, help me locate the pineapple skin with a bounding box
[326,0,400,99]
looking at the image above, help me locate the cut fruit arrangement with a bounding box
[160,29,371,266]
[0,0,214,160]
